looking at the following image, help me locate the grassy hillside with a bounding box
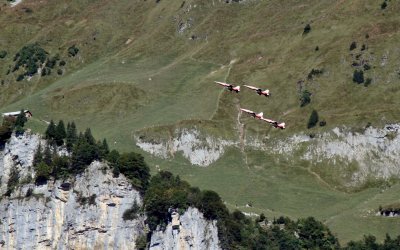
[1,0,400,243]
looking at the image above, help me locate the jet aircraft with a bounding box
[261,117,286,129]
[240,108,264,119]
[243,85,270,97]
[215,81,240,93]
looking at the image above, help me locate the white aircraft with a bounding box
[261,117,286,129]
[215,81,240,93]
[240,108,264,119]
[243,85,270,97]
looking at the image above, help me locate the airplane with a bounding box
[243,85,270,97]
[261,117,286,129]
[215,81,240,93]
[240,108,264,119]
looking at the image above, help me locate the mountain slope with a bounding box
[1,0,400,243]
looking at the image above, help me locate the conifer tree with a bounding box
[43,144,52,166]
[307,110,319,129]
[45,120,56,140]
[15,110,27,135]
[55,120,66,146]
[15,110,27,127]
[33,143,43,167]
[66,121,77,151]
[84,128,95,145]
[99,138,109,159]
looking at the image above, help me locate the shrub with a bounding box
[0,117,15,146]
[363,64,371,71]
[364,78,372,87]
[16,74,24,81]
[41,67,51,76]
[300,90,312,107]
[350,41,357,51]
[361,44,366,51]
[307,110,319,129]
[5,167,20,196]
[68,45,79,57]
[353,70,364,84]
[59,60,66,66]
[122,200,140,220]
[57,69,63,75]
[319,120,326,127]
[307,68,323,80]
[0,50,7,59]
[35,162,52,185]
[381,1,387,9]
[315,46,319,51]
[14,43,48,77]
[303,24,311,34]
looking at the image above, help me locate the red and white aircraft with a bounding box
[240,108,264,119]
[261,117,286,129]
[243,85,270,97]
[215,81,240,93]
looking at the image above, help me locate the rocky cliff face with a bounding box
[136,124,400,186]
[0,133,221,249]
[149,207,220,250]
[0,133,145,249]
[136,129,235,167]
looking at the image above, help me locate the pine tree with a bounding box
[66,121,77,152]
[353,70,364,84]
[99,138,109,159]
[307,110,319,129]
[33,143,43,167]
[84,128,95,145]
[15,110,27,127]
[43,144,53,166]
[45,120,56,140]
[55,120,66,146]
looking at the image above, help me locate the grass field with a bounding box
[1,0,400,244]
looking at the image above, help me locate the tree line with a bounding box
[33,120,149,192]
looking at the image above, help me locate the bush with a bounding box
[14,43,48,77]
[307,68,323,80]
[122,200,140,220]
[0,116,15,146]
[68,45,79,57]
[300,90,312,107]
[381,1,387,9]
[349,41,357,51]
[5,167,20,196]
[118,152,150,192]
[0,50,7,59]
[363,64,371,71]
[303,24,311,34]
[57,69,63,75]
[35,162,52,185]
[16,74,24,81]
[361,44,367,51]
[135,235,147,250]
[319,120,326,127]
[307,110,319,129]
[59,60,66,66]
[353,70,364,84]
[41,67,51,76]
[364,78,372,87]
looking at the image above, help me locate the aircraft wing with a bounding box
[215,81,231,87]
[240,108,256,115]
[243,85,260,91]
[261,117,276,124]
